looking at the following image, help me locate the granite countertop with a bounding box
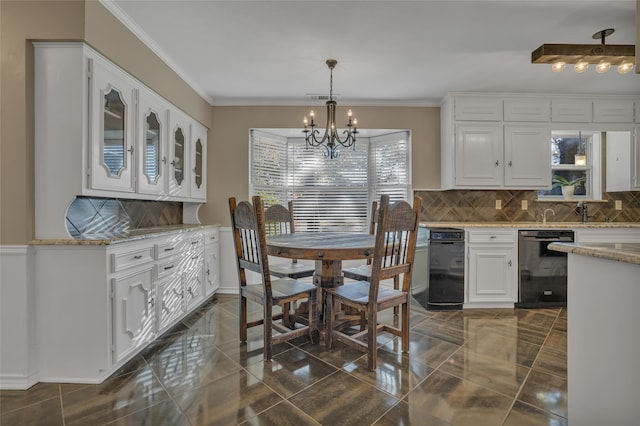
[30,224,219,246]
[548,242,640,266]
[420,221,640,229]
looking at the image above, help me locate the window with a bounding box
[250,129,411,232]
[537,130,602,200]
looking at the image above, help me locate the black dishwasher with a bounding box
[425,228,464,310]
[517,229,574,308]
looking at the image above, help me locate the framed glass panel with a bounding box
[144,111,161,183]
[103,88,126,176]
[194,139,203,189]
[173,127,184,185]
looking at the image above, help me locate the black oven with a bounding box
[516,230,574,308]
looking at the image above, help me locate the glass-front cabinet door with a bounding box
[137,87,167,196]
[167,109,191,198]
[89,58,136,193]
[190,122,207,200]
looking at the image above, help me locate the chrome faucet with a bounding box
[542,208,555,224]
[578,202,589,223]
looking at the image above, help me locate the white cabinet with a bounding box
[605,130,635,192]
[454,96,502,121]
[33,226,220,383]
[34,42,208,239]
[574,228,640,244]
[635,127,640,190]
[504,98,549,122]
[453,123,549,188]
[203,228,220,296]
[503,124,551,187]
[455,124,503,186]
[112,266,155,362]
[593,100,634,123]
[551,99,592,122]
[466,229,517,306]
[89,57,137,193]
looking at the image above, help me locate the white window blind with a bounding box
[249,130,411,233]
[249,130,288,208]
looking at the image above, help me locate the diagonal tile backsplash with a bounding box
[66,196,183,238]
[415,190,640,223]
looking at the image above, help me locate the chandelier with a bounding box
[531,28,635,74]
[303,59,358,159]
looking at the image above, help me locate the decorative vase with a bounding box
[561,185,575,200]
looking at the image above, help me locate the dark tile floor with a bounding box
[1,294,568,425]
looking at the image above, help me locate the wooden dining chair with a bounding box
[324,195,421,371]
[264,201,315,279]
[229,196,319,360]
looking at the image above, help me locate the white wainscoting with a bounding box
[0,246,38,390]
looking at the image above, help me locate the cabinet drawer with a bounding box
[203,228,219,245]
[503,99,549,122]
[155,240,184,260]
[454,97,502,121]
[468,230,516,244]
[156,257,181,280]
[593,100,634,123]
[111,245,154,273]
[183,234,204,253]
[551,100,592,122]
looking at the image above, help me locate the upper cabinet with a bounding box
[34,42,208,239]
[441,93,639,191]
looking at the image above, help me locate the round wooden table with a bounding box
[266,232,375,288]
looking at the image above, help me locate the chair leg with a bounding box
[401,302,409,353]
[240,294,248,342]
[308,289,319,344]
[393,276,400,316]
[264,303,273,361]
[325,292,334,349]
[283,302,291,328]
[367,309,378,371]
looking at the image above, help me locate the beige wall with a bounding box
[203,106,440,227]
[1,1,441,242]
[0,0,212,244]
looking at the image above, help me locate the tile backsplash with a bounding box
[415,190,640,223]
[66,196,183,238]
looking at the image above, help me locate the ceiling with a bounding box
[106,0,640,107]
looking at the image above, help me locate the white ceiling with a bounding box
[106,0,639,106]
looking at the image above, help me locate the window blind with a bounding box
[249,130,288,208]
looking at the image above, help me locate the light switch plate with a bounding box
[521,200,528,210]
[615,200,623,210]
[495,199,502,209]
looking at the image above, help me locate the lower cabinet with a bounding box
[466,229,517,306]
[33,225,219,384]
[204,228,220,296]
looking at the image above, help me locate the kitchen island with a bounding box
[548,242,640,426]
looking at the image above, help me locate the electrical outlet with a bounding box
[521,200,528,210]
[495,199,502,210]
[615,200,623,210]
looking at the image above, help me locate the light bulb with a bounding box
[595,60,611,74]
[617,62,634,74]
[574,61,589,73]
[551,61,566,72]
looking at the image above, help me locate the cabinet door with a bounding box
[112,267,155,362]
[467,245,516,302]
[454,97,502,121]
[137,87,168,196]
[634,127,640,190]
[504,125,551,187]
[184,252,204,311]
[89,58,136,193]
[157,273,184,332]
[455,124,503,186]
[593,100,634,123]
[551,100,592,122]
[204,243,220,296]
[190,122,207,200]
[503,98,549,122]
[167,108,191,198]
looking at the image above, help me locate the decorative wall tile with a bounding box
[415,190,640,223]
[66,196,183,238]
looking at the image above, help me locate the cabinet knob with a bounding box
[127,146,134,155]
[508,260,512,267]
[495,160,500,167]
[508,161,513,167]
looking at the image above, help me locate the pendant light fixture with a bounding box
[303,59,358,159]
[531,28,635,74]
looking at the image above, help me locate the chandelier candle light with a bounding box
[303,59,358,159]
[531,28,635,74]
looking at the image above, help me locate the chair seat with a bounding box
[342,265,371,280]
[269,261,315,279]
[326,281,405,305]
[243,278,317,303]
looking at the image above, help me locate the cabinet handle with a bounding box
[191,241,198,245]
[495,160,500,167]
[162,156,167,164]
[133,255,143,259]
[508,161,513,167]
[191,255,198,260]
[508,260,512,267]
[170,160,179,167]
[206,268,210,276]
[127,146,134,155]
[164,265,174,270]
[149,298,155,308]
[490,235,496,239]
[188,287,194,296]
[164,247,175,252]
